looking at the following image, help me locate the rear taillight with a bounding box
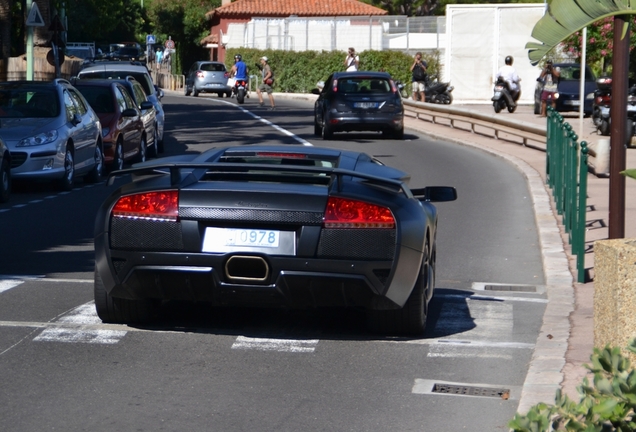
[332,79,339,93]
[196,71,205,78]
[323,197,395,228]
[112,190,179,221]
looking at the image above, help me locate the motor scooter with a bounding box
[592,76,612,136]
[491,77,518,113]
[424,75,453,104]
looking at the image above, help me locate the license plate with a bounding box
[565,100,580,106]
[494,91,501,97]
[628,105,636,112]
[202,227,296,255]
[354,102,378,109]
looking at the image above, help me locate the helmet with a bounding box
[234,54,242,62]
[505,56,513,65]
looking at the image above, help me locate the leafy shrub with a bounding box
[224,48,440,93]
[509,339,636,431]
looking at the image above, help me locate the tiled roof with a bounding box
[207,0,387,18]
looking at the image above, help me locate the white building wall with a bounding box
[445,4,546,104]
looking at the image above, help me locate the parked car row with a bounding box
[0,61,165,202]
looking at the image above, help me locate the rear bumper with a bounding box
[97,247,398,310]
[328,113,404,133]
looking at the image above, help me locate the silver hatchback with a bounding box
[184,61,231,97]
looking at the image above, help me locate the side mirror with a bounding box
[121,108,138,117]
[411,186,457,202]
[311,88,321,95]
[140,101,153,110]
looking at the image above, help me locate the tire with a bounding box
[193,87,199,97]
[226,92,232,98]
[494,101,502,113]
[136,135,147,163]
[393,126,404,140]
[57,144,75,191]
[321,120,333,140]
[366,241,431,335]
[147,127,158,158]
[237,88,245,104]
[0,157,10,203]
[184,84,191,96]
[314,119,322,136]
[94,267,157,324]
[534,101,541,115]
[217,92,223,98]
[86,142,103,184]
[600,119,610,136]
[507,103,517,113]
[111,139,124,172]
[441,93,452,104]
[626,121,634,147]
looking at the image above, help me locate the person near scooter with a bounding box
[410,52,428,102]
[539,60,560,117]
[495,55,521,106]
[230,54,249,98]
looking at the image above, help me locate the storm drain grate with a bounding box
[484,284,536,293]
[432,383,510,399]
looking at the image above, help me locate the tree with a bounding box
[560,17,636,78]
[146,0,219,73]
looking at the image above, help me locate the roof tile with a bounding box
[210,0,387,17]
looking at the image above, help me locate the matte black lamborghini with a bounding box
[94,146,456,335]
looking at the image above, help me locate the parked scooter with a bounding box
[397,76,454,104]
[592,76,612,136]
[491,76,519,113]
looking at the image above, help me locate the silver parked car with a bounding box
[0,79,103,190]
[184,61,231,98]
[77,62,166,152]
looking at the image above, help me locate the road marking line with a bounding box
[0,280,23,293]
[33,327,126,344]
[439,293,548,303]
[232,336,318,352]
[427,345,513,359]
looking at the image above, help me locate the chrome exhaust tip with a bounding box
[225,255,270,282]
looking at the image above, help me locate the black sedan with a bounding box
[94,146,456,335]
[312,71,405,140]
[533,63,597,115]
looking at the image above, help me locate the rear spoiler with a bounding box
[107,162,410,196]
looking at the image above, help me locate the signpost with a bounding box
[25,0,45,81]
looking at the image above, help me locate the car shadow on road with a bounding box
[126,287,477,342]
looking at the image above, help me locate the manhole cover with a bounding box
[484,284,536,292]
[432,383,510,399]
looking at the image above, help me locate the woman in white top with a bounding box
[344,47,359,72]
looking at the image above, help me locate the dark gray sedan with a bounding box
[312,71,405,140]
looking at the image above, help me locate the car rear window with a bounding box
[200,63,226,72]
[557,66,596,81]
[79,71,154,96]
[0,88,59,118]
[337,78,391,94]
[76,87,115,114]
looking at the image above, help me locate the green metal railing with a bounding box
[545,107,589,283]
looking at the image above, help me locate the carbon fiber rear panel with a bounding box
[110,217,184,250]
[318,229,396,259]
[179,207,323,225]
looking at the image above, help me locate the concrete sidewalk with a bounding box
[400,103,636,411]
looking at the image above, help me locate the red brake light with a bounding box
[196,71,205,78]
[332,79,339,93]
[112,190,179,221]
[323,197,395,228]
[390,80,398,93]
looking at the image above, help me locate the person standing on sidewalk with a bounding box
[410,52,428,102]
[344,48,359,72]
[256,56,275,110]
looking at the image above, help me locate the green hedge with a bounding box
[224,48,441,93]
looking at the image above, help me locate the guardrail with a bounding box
[402,99,547,151]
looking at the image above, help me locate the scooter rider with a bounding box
[230,54,249,96]
[495,55,521,105]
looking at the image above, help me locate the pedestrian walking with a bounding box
[256,56,276,110]
[539,60,560,117]
[410,52,427,102]
[344,48,359,72]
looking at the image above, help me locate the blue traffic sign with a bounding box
[146,35,156,45]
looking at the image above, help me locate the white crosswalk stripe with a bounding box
[0,280,23,293]
[33,302,128,345]
[232,336,319,353]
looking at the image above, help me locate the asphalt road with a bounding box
[0,93,546,431]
